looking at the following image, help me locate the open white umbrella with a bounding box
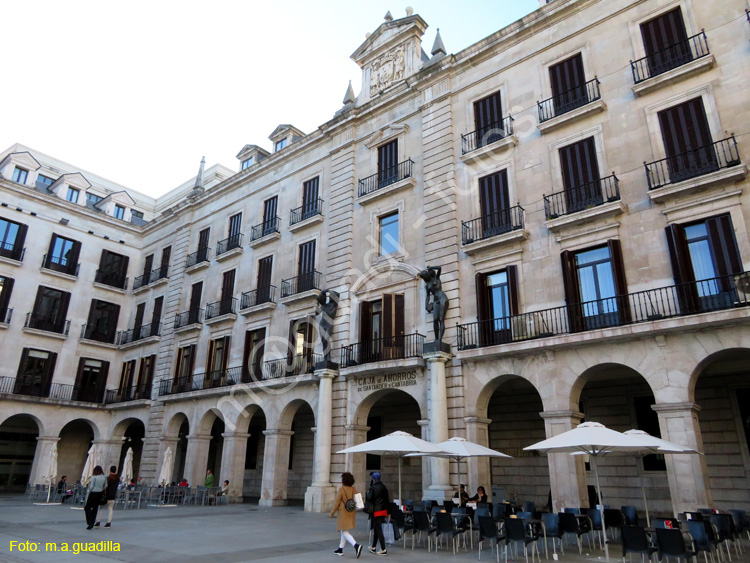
[120,447,134,485]
[407,437,512,499]
[80,445,100,486]
[42,442,58,503]
[338,431,450,502]
[158,447,174,486]
[525,422,658,560]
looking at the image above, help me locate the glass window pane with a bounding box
[380,213,399,255]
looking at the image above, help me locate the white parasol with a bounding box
[41,442,58,503]
[157,447,174,487]
[80,445,100,486]
[120,447,134,485]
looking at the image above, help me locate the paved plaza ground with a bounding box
[1,495,749,563]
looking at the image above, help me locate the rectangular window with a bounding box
[559,137,602,213]
[141,254,154,280]
[74,358,109,403]
[85,299,120,344]
[96,249,129,288]
[275,138,287,151]
[31,286,71,333]
[262,196,278,235]
[136,355,156,397]
[151,296,163,335]
[241,157,253,169]
[45,234,81,275]
[641,8,691,77]
[476,267,519,345]
[14,349,57,398]
[228,213,242,249]
[257,256,273,303]
[206,336,231,385]
[658,98,716,183]
[114,204,125,219]
[633,396,667,471]
[549,53,588,115]
[358,294,405,362]
[157,246,171,279]
[174,345,196,385]
[86,192,103,205]
[377,139,399,185]
[220,270,236,314]
[66,187,80,203]
[118,360,137,396]
[474,91,503,144]
[130,210,144,220]
[379,212,399,255]
[288,319,314,366]
[0,217,27,260]
[36,174,54,189]
[302,177,320,219]
[478,170,511,236]
[298,240,316,291]
[243,328,266,382]
[0,276,14,321]
[12,168,28,184]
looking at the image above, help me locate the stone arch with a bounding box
[353,387,424,428]
[0,414,42,491]
[278,398,316,432]
[0,412,44,436]
[58,419,98,484]
[198,407,225,435]
[569,362,658,413]
[110,415,148,443]
[58,417,100,442]
[165,412,189,438]
[475,373,542,421]
[110,417,146,482]
[349,261,422,296]
[687,348,750,403]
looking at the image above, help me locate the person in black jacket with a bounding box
[96,466,119,528]
[468,485,488,504]
[367,472,390,555]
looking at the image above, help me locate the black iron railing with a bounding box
[105,383,151,404]
[0,308,12,324]
[645,136,741,190]
[119,322,161,345]
[216,234,243,256]
[538,77,601,123]
[0,240,24,261]
[158,366,242,396]
[134,266,168,290]
[80,323,118,344]
[174,309,203,329]
[281,271,321,298]
[250,218,280,241]
[261,354,323,380]
[94,269,128,290]
[456,271,750,351]
[544,174,620,220]
[240,286,276,309]
[341,333,425,367]
[462,206,525,245]
[358,159,414,198]
[631,31,709,84]
[25,312,70,335]
[290,198,324,225]
[0,375,16,394]
[0,375,104,403]
[461,116,515,155]
[205,298,237,319]
[41,254,79,276]
[186,247,211,268]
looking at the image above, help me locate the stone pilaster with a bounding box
[305,369,338,512]
[220,432,250,503]
[540,410,587,511]
[423,349,453,501]
[344,423,369,491]
[652,402,712,515]
[185,433,212,488]
[28,436,60,486]
[464,417,492,492]
[259,429,294,506]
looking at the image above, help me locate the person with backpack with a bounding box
[96,465,119,528]
[330,472,363,558]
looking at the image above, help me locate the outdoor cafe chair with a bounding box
[653,518,680,529]
[523,501,535,515]
[542,512,564,556]
[622,506,639,526]
[655,527,697,563]
[559,511,589,553]
[605,508,625,541]
[435,511,463,555]
[478,515,505,562]
[494,502,508,522]
[390,508,409,549]
[621,525,658,563]
[686,520,719,563]
[504,517,539,563]
[727,510,749,542]
[590,508,605,550]
[409,510,436,551]
[517,511,533,521]
[710,514,740,559]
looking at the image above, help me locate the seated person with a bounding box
[177,478,189,487]
[217,480,229,496]
[458,484,469,507]
[57,476,73,503]
[468,485,488,504]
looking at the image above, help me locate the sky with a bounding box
[1,1,540,198]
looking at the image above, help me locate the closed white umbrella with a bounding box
[338,431,451,502]
[120,447,134,485]
[525,422,658,560]
[42,442,58,503]
[158,447,174,486]
[80,445,100,486]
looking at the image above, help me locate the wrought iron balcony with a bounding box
[341,333,425,367]
[133,265,168,290]
[186,247,211,268]
[281,271,321,298]
[645,136,741,190]
[105,383,151,404]
[538,77,601,123]
[240,286,276,309]
[0,375,104,402]
[462,206,525,245]
[94,269,128,290]
[205,298,237,320]
[261,353,322,380]
[216,234,243,256]
[631,31,709,84]
[158,366,242,396]
[290,198,324,225]
[0,308,12,324]
[456,271,750,351]
[250,218,280,241]
[174,309,203,329]
[0,240,24,261]
[358,159,414,198]
[80,323,118,344]
[119,322,161,345]
[25,312,70,335]
[461,116,514,155]
[544,174,620,220]
[41,254,79,276]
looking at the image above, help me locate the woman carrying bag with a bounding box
[84,466,107,530]
[330,472,363,558]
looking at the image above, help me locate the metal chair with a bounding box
[505,517,539,563]
[655,528,696,563]
[409,510,435,551]
[687,520,719,563]
[621,525,658,563]
[478,515,505,561]
[435,512,463,555]
[542,512,564,556]
[622,506,638,526]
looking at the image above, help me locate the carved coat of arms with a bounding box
[370,45,406,96]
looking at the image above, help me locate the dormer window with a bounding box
[114,204,125,220]
[241,156,253,170]
[86,193,103,205]
[275,138,288,152]
[37,175,54,189]
[12,168,28,184]
[131,210,144,220]
[66,187,80,203]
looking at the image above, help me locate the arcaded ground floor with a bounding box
[2,495,749,563]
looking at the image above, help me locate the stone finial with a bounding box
[365,32,371,39]
[342,81,356,105]
[405,6,413,16]
[194,156,206,190]
[384,10,393,21]
[431,28,446,57]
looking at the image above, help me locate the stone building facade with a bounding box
[1,0,749,515]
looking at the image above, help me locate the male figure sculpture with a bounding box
[419,266,449,344]
[316,289,340,362]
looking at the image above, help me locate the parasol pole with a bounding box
[590,454,609,561]
[635,456,651,527]
[398,455,402,503]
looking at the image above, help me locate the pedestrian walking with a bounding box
[96,465,119,528]
[367,472,390,556]
[84,466,106,530]
[329,472,363,558]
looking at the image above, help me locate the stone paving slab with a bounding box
[1,495,749,562]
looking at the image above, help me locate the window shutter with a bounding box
[479,170,510,224]
[303,177,319,209]
[119,255,130,280]
[475,273,490,348]
[395,294,405,337]
[145,355,156,390]
[188,345,196,377]
[560,251,584,332]
[359,301,373,341]
[474,91,502,132]
[222,336,231,373]
[68,241,81,269]
[506,265,520,316]
[13,224,28,260]
[151,296,163,327]
[549,53,585,98]
[287,319,297,363]
[222,270,236,303]
[706,214,743,277]
[0,277,14,313]
[607,240,632,324]
[174,348,184,380]
[206,340,216,374]
[107,303,120,341]
[378,140,398,174]
[134,303,145,331]
[190,282,203,312]
[382,294,395,340]
[16,348,30,378]
[641,8,688,58]
[559,138,600,192]
[45,235,57,267]
[198,228,210,249]
[58,291,71,331]
[44,352,57,396]
[161,246,171,268]
[97,361,110,402]
[665,224,700,313]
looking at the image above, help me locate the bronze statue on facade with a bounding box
[419,266,449,345]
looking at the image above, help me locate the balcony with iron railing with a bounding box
[262,353,322,380]
[280,271,321,299]
[631,31,710,86]
[358,159,414,199]
[94,269,128,290]
[461,116,515,155]
[205,298,237,321]
[24,312,70,336]
[174,309,203,329]
[461,206,525,247]
[544,174,620,220]
[119,322,161,345]
[159,366,243,396]
[290,198,324,226]
[250,218,280,244]
[186,247,211,269]
[80,323,118,345]
[0,375,104,403]
[105,383,151,404]
[645,136,743,194]
[216,234,243,257]
[0,308,12,325]
[41,254,79,277]
[538,78,602,126]
[240,286,276,310]
[0,240,24,262]
[456,272,750,352]
[133,265,169,291]
[341,333,425,367]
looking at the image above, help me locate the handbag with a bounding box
[382,521,395,545]
[99,493,108,506]
[343,489,356,513]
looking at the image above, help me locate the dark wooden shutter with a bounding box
[475,272,491,347]
[395,294,405,337]
[257,256,273,288]
[474,91,502,133]
[549,53,586,114]
[229,214,242,237]
[118,254,130,281]
[658,98,716,182]
[44,352,57,396]
[189,282,203,314]
[144,355,156,391]
[287,319,297,363]
[221,336,231,374]
[152,296,163,324]
[298,241,316,291]
[665,224,700,313]
[142,254,154,278]
[134,303,145,331]
[358,301,373,363]
[263,197,278,225]
[107,303,120,340]
[173,348,184,380]
[706,214,743,277]
[607,240,632,324]
[506,265,519,316]
[559,138,601,213]
[382,294,395,359]
[378,140,398,175]
[160,246,171,277]
[120,361,135,393]
[45,235,58,268]
[243,331,253,381]
[641,8,690,75]
[198,228,210,249]
[221,270,236,306]
[303,177,319,211]
[57,291,71,332]
[0,277,14,315]
[14,348,30,394]
[68,241,81,271]
[13,223,27,260]
[74,358,87,392]
[97,361,109,403]
[188,344,196,378]
[561,251,585,332]
[479,170,511,234]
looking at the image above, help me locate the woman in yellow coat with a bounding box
[330,472,363,558]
